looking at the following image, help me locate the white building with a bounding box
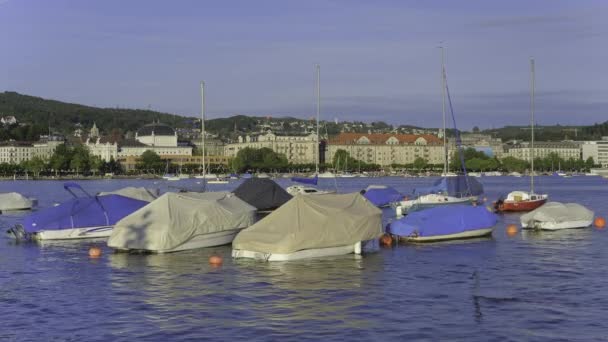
[224,131,319,164]
[327,132,445,167]
[504,141,581,161]
[1,116,17,125]
[85,122,192,162]
[582,137,608,168]
[0,137,63,164]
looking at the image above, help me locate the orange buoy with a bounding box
[209,254,223,266]
[506,224,518,237]
[380,234,393,246]
[88,246,102,258]
[594,217,606,229]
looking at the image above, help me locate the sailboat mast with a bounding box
[530,58,535,193]
[315,64,320,175]
[201,81,206,179]
[441,47,448,174]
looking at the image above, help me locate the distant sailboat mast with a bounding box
[530,58,535,194]
[315,64,320,175]
[441,46,449,174]
[201,81,206,188]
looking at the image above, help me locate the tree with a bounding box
[70,145,91,174]
[500,156,529,173]
[22,157,46,177]
[412,157,428,171]
[49,144,73,174]
[585,156,595,170]
[139,150,162,172]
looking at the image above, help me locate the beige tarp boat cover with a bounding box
[521,202,594,225]
[232,193,382,254]
[0,192,33,211]
[108,191,256,251]
[98,187,159,202]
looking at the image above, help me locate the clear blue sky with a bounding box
[1,0,606,129]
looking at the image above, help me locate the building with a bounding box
[224,131,320,165]
[326,132,444,167]
[504,141,581,161]
[192,137,225,156]
[89,122,100,138]
[0,136,64,164]
[119,155,231,172]
[1,116,17,125]
[582,137,608,168]
[85,122,192,162]
[456,133,505,158]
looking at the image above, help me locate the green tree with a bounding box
[21,156,47,177]
[70,145,91,174]
[500,156,529,173]
[49,144,73,174]
[412,157,428,171]
[139,150,163,172]
[585,156,595,170]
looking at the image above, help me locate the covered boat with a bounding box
[395,176,483,215]
[0,192,36,211]
[233,178,292,212]
[232,193,382,261]
[108,191,256,253]
[7,183,148,240]
[98,187,159,202]
[388,205,497,242]
[520,202,594,230]
[362,185,402,207]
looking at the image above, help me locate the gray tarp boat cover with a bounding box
[521,202,594,226]
[108,191,256,251]
[98,187,159,202]
[232,193,382,254]
[0,192,33,211]
[233,178,292,211]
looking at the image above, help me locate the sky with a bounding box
[1,0,606,129]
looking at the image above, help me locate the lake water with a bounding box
[1,176,607,341]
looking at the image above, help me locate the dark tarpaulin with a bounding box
[233,178,292,211]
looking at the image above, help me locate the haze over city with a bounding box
[1,0,606,129]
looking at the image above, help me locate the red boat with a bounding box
[494,191,548,212]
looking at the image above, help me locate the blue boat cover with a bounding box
[387,205,497,238]
[413,175,483,197]
[22,195,149,233]
[291,175,318,185]
[363,186,402,207]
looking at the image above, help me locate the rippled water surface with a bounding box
[1,176,607,341]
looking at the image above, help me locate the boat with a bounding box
[233,178,292,213]
[0,192,37,212]
[495,59,548,213]
[395,175,483,216]
[232,193,382,261]
[7,182,148,241]
[338,173,356,178]
[207,178,229,184]
[318,171,336,178]
[520,202,594,230]
[361,185,402,208]
[98,187,159,202]
[286,185,332,196]
[256,173,270,179]
[162,173,180,181]
[388,204,497,242]
[508,172,523,177]
[394,47,481,216]
[108,192,256,253]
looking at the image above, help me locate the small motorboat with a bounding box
[285,185,332,196]
[494,190,548,212]
[7,183,148,241]
[108,192,256,253]
[520,202,594,230]
[206,178,229,184]
[0,192,37,212]
[233,178,292,213]
[232,193,382,261]
[163,174,180,181]
[317,171,336,178]
[388,205,497,242]
[361,185,402,208]
[98,187,159,202]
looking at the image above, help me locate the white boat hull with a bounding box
[521,219,593,230]
[398,228,493,242]
[395,194,475,215]
[232,241,362,261]
[34,226,114,240]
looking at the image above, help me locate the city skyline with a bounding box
[1,0,606,129]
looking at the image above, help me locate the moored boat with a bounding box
[232,193,382,261]
[494,191,547,212]
[361,185,402,208]
[520,202,594,230]
[7,183,148,241]
[108,192,256,253]
[388,205,497,242]
[233,178,292,212]
[98,187,159,202]
[0,192,37,212]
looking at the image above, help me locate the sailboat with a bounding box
[494,58,548,212]
[287,64,332,195]
[394,47,480,215]
[197,82,228,185]
[163,160,180,181]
